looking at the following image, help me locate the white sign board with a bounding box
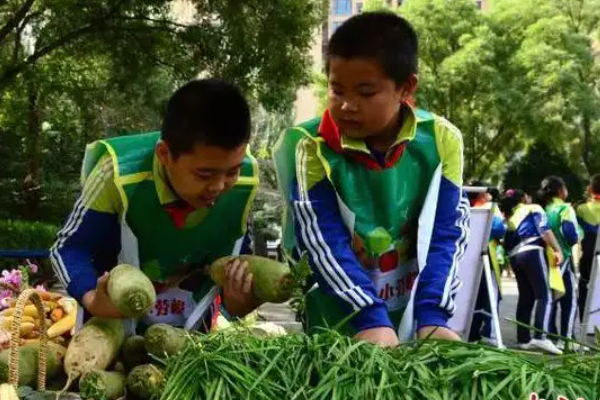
[582,227,600,335]
[448,207,495,338]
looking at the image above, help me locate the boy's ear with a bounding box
[156,140,171,166]
[401,74,418,100]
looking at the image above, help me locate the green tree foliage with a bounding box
[503,141,584,202]
[314,0,600,183]
[363,0,391,12]
[401,0,600,181]
[0,0,323,222]
[0,0,323,107]
[511,0,600,176]
[249,107,293,254]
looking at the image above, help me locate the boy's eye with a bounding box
[195,172,212,180]
[358,89,377,98]
[226,168,241,178]
[331,88,343,96]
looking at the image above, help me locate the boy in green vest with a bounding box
[50,79,261,331]
[274,12,470,346]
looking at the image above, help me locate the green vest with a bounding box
[82,132,258,328]
[274,110,441,339]
[545,199,580,259]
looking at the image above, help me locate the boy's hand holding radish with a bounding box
[82,272,124,318]
[222,258,262,317]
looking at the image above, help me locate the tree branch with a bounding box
[0,0,36,45]
[111,25,179,35]
[19,10,42,29]
[0,0,131,90]
[0,20,182,91]
[0,23,97,90]
[474,125,515,178]
[118,29,190,79]
[12,23,21,64]
[114,15,193,29]
[575,0,585,32]
[11,10,39,64]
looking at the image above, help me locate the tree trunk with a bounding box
[473,124,510,180]
[22,77,43,219]
[581,112,592,175]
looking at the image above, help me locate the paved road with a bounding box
[497,276,594,347]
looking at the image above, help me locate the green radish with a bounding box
[144,324,187,358]
[107,264,157,318]
[0,342,65,386]
[127,364,164,399]
[61,317,125,391]
[121,335,150,370]
[79,370,126,400]
[207,255,293,303]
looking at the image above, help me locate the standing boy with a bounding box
[274,12,470,346]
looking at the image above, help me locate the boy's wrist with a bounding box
[352,303,393,332]
[82,289,97,314]
[415,303,451,330]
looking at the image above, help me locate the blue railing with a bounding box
[0,249,50,259]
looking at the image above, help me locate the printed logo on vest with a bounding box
[352,227,414,272]
[351,224,419,310]
[371,264,418,311]
[144,288,196,327]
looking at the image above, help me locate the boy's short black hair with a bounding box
[326,11,418,86]
[161,79,251,158]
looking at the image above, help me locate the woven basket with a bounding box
[0,281,20,296]
[6,288,48,390]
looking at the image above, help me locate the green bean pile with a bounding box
[160,330,599,400]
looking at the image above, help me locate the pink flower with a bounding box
[0,269,22,289]
[28,263,39,274]
[34,284,46,292]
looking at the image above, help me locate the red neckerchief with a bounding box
[318,109,407,171]
[593,194,600,201]
[164,199,196,229]
[472,198,487,208]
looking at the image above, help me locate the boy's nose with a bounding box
[341,101,358,112]
[208,177,226,193]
